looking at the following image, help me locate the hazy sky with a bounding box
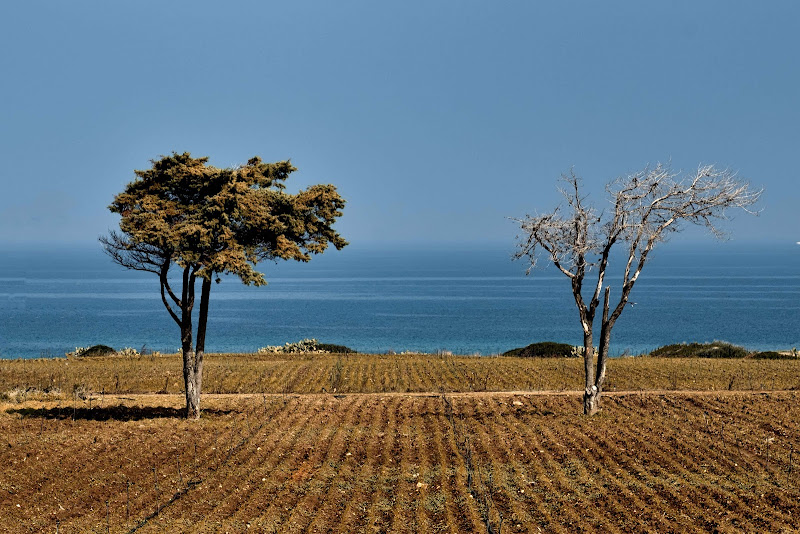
[1,1,797,247]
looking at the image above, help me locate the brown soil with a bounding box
[2,390,800,533]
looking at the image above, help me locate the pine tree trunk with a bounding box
[182,331,200,419]
[185,276,211,421]
[184,355,201,420]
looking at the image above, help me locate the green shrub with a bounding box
[257,339,357,355]
[317,343,357,354]
[649,342,748,359]
[77,345,116,358]
[751,351,797,360]
[503,341,577,358]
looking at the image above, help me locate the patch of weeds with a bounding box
[376,498,393,512]
[328,358,344,393]
[424,491,447,514]
[1,386,62,403]
[72,383,90,400]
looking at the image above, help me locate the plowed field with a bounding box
[2,390,799,533]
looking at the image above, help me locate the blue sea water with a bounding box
[0,242,798,358]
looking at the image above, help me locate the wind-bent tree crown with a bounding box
[104,152,347,284]
[101,152,347,418]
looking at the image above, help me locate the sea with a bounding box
[0,241,798,359]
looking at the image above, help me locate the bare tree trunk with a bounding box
[587,287,613,415]
[582,331,597,416]
[583,389,600,416]
[585,288,621,415]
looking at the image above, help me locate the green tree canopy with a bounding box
[102,152,347,418]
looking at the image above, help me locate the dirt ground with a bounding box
[2,390,799,533]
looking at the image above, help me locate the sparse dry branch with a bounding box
[513,162,761,415]
[100,231,171,275]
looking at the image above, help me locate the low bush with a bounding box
[257,339,357,355]
[258,339,323,354]
[649,342,748,359]
[74,345,116,358]
[503,341,578,358]
[317,343,357,354]
[751,351,798,360]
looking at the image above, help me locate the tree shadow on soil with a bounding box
[6,405,235,421]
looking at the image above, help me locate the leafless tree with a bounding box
[513,163,761,415]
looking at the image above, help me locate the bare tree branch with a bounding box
[99,231,169,275]
[159,278,181,326]
[159,262,181,309]
[101,230,184,326]
[513,162,761,415]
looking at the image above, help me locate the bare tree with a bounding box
[513,163,761,415]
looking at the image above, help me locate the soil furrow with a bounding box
[489,397,584,533]
[611,397,783,532]
[461,397,533,533]
[238,396,366,532]
[271,395,366,533]
[361,396,400,532]
[434,396,482,533]
[327,396,389,533]
[148,397,321,530]
[230,397,353,532]
[387,398,423,534]
[439,397,486,533]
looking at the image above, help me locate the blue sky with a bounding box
[1,1,797,248]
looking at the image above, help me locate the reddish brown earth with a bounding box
[1,390,799,533]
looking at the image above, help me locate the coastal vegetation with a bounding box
[257,339,357,355]
[68,344,116,358]
[648,342,799,360]
[501,341,577,358]
[650,341,751,359]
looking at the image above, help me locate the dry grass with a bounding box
[2,353,800,399]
